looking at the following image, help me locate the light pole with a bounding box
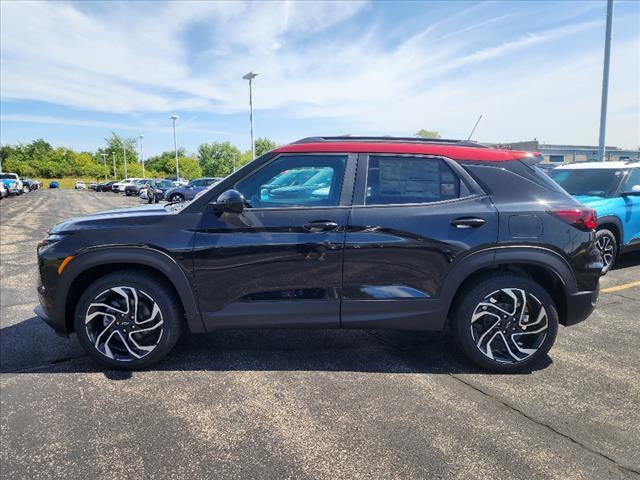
[139,134,145,178]
[170,115,179,180]
[242,72,258,160]
[101,153,108,180]
[122,140,128,179]
[112,152,116,179]
[598,0,614,162]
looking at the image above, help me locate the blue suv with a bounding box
[550,161,640,272]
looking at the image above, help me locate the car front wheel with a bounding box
[75,271,182,369]
[595,228,617,274]
[169,193,184,202]
[451,273,558,373]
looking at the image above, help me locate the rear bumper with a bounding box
[563,285,599,326]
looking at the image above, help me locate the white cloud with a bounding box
[1,0,638,148]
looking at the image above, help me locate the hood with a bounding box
[51,204,171,233]
[573,195,609,208]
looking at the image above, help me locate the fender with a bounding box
[596,215,623,241]
[438,245,577,307]
[56,246,205,333]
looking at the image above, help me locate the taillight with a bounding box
[548,208,597,231]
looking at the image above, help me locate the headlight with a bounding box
[37,234,67,253]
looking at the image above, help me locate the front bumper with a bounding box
[34,303,68,336]
[564,284,599,326]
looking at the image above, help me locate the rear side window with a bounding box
[365,156,465,205]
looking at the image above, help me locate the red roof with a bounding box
[274,141,533,162]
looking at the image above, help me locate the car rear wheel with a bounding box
[451,273,558,373]
[23,185,30,194]
[75,271,182,369]
[169,193,184,202]
[595,228,617,274]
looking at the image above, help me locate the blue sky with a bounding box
[1,0,638,157]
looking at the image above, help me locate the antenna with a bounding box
[467,114,483,141]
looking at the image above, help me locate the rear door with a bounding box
[192,153,356,330]
[342,153,499,329]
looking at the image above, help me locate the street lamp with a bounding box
[170,115,179,180]
[242,71,258,160]
[139,134,145,178]
[122,140,128,179]
[101,153,108,180]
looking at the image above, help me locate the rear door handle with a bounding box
[451,217,486,229]
[303,221,339,232]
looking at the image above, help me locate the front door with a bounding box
[193,153,355,330]
[342,154,499,329]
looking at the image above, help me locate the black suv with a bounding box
[35,137,601,372]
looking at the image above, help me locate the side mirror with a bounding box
[622,185,640,197]
[213,189,245,214]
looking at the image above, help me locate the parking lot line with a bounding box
[601,280,640,293]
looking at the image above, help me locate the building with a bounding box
[490,140,640,164]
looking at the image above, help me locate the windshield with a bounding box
[303,168,332,186]
[549,168,624,197]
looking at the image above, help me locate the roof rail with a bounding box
[292,136,488,148]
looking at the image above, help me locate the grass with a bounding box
[33,177,111,189]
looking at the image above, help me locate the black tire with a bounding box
[595,228,617,274]
[169,193,184,203]
[74,270,183,369]
[125,191,131,196]
[451,273,558,373]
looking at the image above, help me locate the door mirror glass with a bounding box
[214,189,245,214]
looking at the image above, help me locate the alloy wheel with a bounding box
[596,234,615,269]
[470,288,548,364]
[85,286,164,362]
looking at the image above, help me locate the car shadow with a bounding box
[1,316,552,379]
[612,250,640,270]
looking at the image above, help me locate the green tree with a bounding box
[415,129,441,139]
[197,142,241,177]
[254,137,278,157]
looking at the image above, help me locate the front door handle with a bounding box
[451,217,486,229]
[303,221,339,232]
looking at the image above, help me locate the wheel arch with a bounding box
[58,246,205,334]
[440,247,576,326]
[596,215,622,247]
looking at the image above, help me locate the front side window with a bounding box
[235,155,347,208]
[623,168,640,192]
[365,156,463,205]
[549,169,624,197]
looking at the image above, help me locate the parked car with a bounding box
[96,181,115,192]
[259,167,320,200]
[21,178,38,191]
[0,182,7,199]
[164,177,221,202]
[146,179,178,203]
[49,181,60,189]
[549,161,640,273]
[75,181,86,190]
[89,182,98,190]
[0,173,24,195]
[34,136,601,372]
[124,179,152,197]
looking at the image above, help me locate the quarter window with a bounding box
[365,156,464,205]
[235,155,347,208]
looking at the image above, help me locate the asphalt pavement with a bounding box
[1,189,639,479]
